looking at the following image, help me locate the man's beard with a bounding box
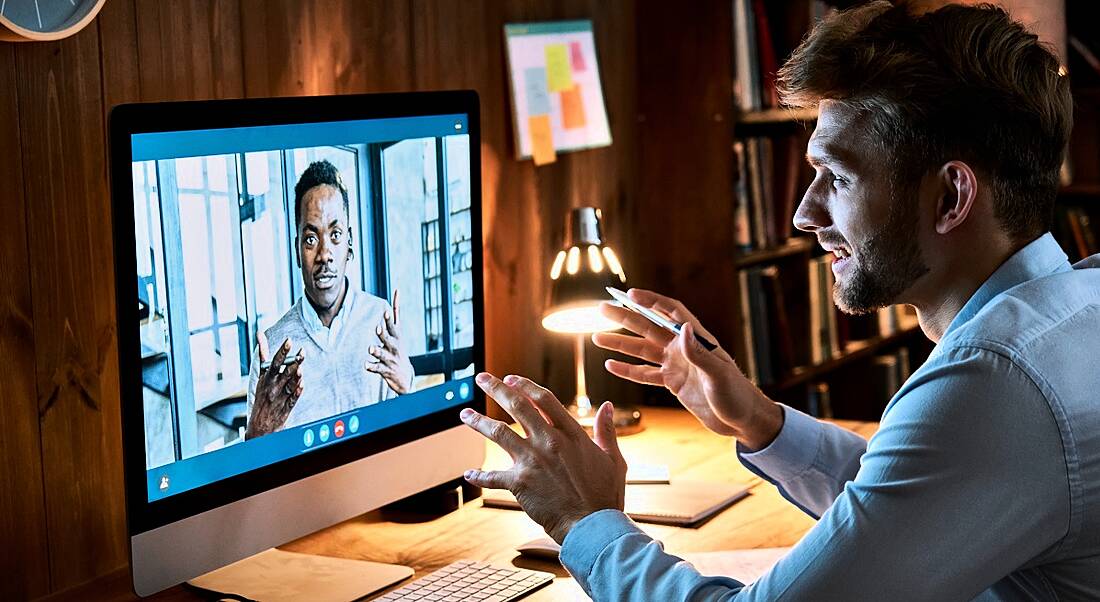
[834,188,929,315]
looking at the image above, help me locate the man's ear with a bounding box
[934,161,979,235]
[295,236,301,268]
[348,227,354,261]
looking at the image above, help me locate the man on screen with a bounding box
[246,159,414,438]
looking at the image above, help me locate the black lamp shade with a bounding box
[542,208,626,334]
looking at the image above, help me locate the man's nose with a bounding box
[793,191,830,233]
[317,239,334,263]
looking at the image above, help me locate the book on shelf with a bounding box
[734,135,808,251]
[737,269,759,383]
[748,267,774,385]
[732,0,835,112]
[806,381,833,418]
[732,141,753,249]
[808,255,839,363]
[872,354,900,407]
[737,256,916,387]
[762,267,797,375]
[872,348,911,408]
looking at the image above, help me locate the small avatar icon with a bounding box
[159,475,170,491]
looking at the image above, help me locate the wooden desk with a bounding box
[40,408,875,602]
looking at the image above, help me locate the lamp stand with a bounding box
[566,335,643,434]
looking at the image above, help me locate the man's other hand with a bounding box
[460,372,627,544]
[247,333,304,439]
[366,289,414,394]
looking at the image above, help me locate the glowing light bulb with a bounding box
[602,247,625,282]
[550,250,566,280]
[587,245,604,272]
[566,246,581,275]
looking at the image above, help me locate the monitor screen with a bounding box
[126,111,478,504]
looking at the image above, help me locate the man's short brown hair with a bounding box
[778,1,1072,242]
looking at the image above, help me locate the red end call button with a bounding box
[333,420,345,438]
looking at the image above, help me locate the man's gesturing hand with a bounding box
[592,288,782,450]
[366,289,414,394]
[247,332,304,439]
[460,372,626,544]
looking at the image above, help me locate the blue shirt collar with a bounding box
[300,278,357,341]
[943,232,1070,338]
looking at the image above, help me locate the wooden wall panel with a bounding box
[134,0,245,101]
[0,44,51,602]
[241,0,413,97]
[13,25,128,591]
[634,0,737,406]
[98,0,141,110]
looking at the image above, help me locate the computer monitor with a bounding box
[109,91,486,597]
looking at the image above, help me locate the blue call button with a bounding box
[302,429,315,447]
[319,424,330,443]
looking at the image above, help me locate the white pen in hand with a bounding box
[606,286,719,351]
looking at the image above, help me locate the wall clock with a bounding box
[0,0,107,42]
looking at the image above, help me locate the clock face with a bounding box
[0,0,106,41]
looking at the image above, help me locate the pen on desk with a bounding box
[606,287,719,351]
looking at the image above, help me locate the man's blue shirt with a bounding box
[560,233,1100,600]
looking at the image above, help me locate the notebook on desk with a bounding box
[482,480,751,526]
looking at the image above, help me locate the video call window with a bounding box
[134,135,474,470]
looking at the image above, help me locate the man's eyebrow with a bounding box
[806,142,855,168]
[328,220,341,230]
[302,224,320,233]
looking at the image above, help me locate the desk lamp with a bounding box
[542,207,642,433]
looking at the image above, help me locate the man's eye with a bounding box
[305,235,317,246]
[332,231,343,243]
[831,175,848,190]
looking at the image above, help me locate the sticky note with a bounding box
[524,67,552,116]
[570,41,587,72]
[545,44,574,92]
[528,114,556,166]
[560,84,586,130]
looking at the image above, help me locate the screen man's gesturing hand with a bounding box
[247,333,305,439]
[460,373,626,544]
[366,289,415,394]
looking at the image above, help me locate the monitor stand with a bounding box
[187,548,413,602]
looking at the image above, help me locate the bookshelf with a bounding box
[733,236,812,269]
[767,320,922,393]
[1054,4,1100,263]
[1059,184,1100,199]
[734,107,817,137]
[728,0,933,420]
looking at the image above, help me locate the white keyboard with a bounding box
[374,560,555,601]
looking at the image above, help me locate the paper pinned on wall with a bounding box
[505,20,612,163]
[570,41,587,72]
[560,85,587,130]
[528,114,557,166]
[524,67,552,116]
[545,44,574,92]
